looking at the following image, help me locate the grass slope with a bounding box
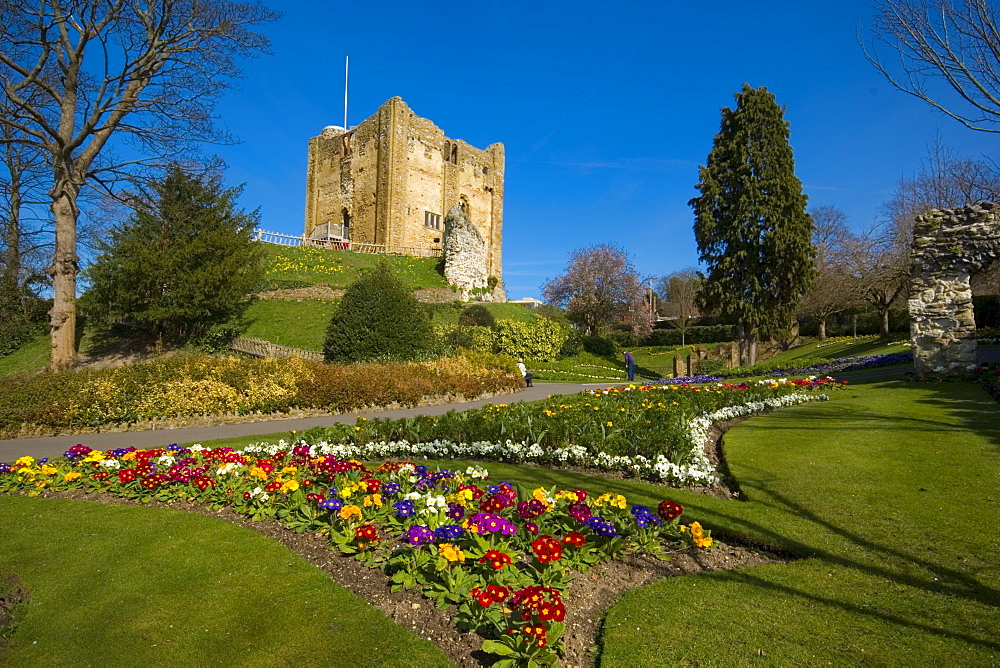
[0,336,49,379]
[242,299,339,351]
[765,334,910,366]
[263,244,449,290]
[0,495,448,667]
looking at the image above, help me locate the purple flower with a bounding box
[568,502,592,522]
[406,525,435,546]
[393,499,416,518]
[584,516,618,537]
[319,498,343,511]
[468,512,516,535]
[522,521,539,535]
[631,505,662,528]
[382,482,402,496]
[434,524,463,540]
[446,502,465,521]
[517,499,546,519]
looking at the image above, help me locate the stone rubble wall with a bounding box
[909,202,1000,374]
[442,205,494,301]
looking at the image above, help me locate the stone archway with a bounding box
[909,202,1000,374]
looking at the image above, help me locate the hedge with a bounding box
[641,325,735,346]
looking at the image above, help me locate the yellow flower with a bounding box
[363,493,383,508]
[689,521,704,538]
[40,465,58,475]
[438,543,465,562]
[64,472,81,482]
[82,450,104,463]
[555,490,580,503]
[14,456,35,467]
[249,466,268,480]
[281,466,298,475]
[280,480,300,493]
[121,452,137,461]
[339,505,362,521]
[606,421,613,427]
[694,536,714,548]
[595,493,627,509]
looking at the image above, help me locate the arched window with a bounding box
[450,143,458,164]
[341,209,351,240]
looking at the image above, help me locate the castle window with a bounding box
[424,211,441,230]
[342,209,351,240]
[341,132,353,157]
[450,144,458,164]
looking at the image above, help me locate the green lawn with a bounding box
[766,334,911,365]
[0,336,49,379]
[0,495,447,667]
[262,244,449,290]
[243,299,339,351]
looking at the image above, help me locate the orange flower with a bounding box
[339,504,362,521]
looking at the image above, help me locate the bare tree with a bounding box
[798,206,858,339]
[839,223,910,337]
[866,0,1000,132]
[0,1,279,369]
[657,269,702,347]
[542,244,652,337]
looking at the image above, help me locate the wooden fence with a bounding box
[230,336,324,363]
[254,229,442,258]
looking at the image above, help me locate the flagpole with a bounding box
[343,56,349,129]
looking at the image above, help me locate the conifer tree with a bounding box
[324,260,435,363]
[85,166,264,345]
[690,84,815,365]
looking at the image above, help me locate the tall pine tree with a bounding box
[85,166,264,345]
[690,84,816,365]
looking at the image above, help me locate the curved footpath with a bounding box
[0,382,605,462]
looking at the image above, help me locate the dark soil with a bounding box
[0,574,29,649]
[7,420,782,666]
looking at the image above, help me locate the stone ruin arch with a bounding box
[909,202,1000,374]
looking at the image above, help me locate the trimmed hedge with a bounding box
[432,319,569,362]
[0,355,521,437]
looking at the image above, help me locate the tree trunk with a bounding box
[48,189,79,370]
[818,317,827,340]
[747,329,757,366]
[880,308,890,337]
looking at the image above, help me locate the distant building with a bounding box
[304,97,504,278]
[509,297,545,310]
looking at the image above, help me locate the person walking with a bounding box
[624,350,635,381]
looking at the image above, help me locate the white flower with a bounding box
[99,459,121,469]
[157,455,175,466]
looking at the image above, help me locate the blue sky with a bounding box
[210,0,1000,300]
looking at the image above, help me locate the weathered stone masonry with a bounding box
[304,97,504,281]
[908,202,1000,374]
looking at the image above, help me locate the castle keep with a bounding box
[304,97,504,279]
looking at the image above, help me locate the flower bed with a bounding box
[293,379,839,485]
[0,355,521,437]
[1,448,710,666]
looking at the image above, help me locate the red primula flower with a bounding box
[363,478,381,494]
[657,499,684,522]
[264,480,282,493]
[479,549,512,570]
[193,476,215,491]
[117,469,139,484]
[531,535,563,563]
[562,531,586,547]
[354,524,379,542]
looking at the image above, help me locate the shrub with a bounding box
[492,319,568,362]
[582,335,619,357]
[0,354,521,436]
[324,260,435,363]
[559,327,583,358]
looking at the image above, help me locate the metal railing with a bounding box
[255,229,441,258]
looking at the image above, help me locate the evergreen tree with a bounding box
[690,84,816,365]
[85,166,264,345]
[324,260,435,363]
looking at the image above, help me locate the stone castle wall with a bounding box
[909,202,1000,374]
[304,97,504,278]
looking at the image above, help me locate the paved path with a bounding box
[0,383,607,462]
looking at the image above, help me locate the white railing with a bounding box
[254,229,442,258]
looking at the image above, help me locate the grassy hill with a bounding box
[261,244,449,290]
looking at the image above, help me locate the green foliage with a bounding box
[84,166,264,345]
[460,303,538,326]
[324,261,435,363]
[582,335,619,357]
[691,84,816,361]
[559,327,583,358]
[492,319,567,361]
[0,282,48,357]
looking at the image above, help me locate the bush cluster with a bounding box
[434,319,569,362]
[582,335,619,356]
[0,355,521,436]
